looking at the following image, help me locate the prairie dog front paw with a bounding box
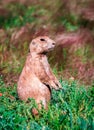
[55,80,62,89]
[49,80,62,90]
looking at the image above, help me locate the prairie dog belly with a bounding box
[17,75,51,102]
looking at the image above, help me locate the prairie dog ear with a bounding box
[29,40,37,53]
[29,40,36,49]
[32,41,36,45]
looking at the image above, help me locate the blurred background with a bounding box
[0,0,94,85]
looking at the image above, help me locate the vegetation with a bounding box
[0,4,36,29]
[0,76,94,130]
[0,2,79,30]
[0,1,94,129]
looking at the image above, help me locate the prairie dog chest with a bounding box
[40,55,50,74]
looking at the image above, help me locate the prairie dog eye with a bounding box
[40,38,45,41]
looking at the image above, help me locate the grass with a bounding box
[0,76,94,130]
[0,4,36,29]
[0,3,79,31]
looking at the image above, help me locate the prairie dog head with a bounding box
[30,36,56,54]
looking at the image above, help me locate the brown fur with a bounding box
[17,36,62,115]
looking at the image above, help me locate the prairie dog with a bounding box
[17,36,62,115]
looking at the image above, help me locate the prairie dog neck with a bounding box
[30,52,47,59]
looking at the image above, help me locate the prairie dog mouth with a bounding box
[40,48,54,55]
[48,48,54,51]
[41,51,48,55]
